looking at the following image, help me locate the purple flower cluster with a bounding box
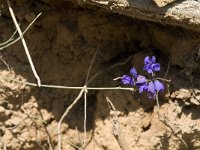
[143,56,160,74]
[122,56,164,99]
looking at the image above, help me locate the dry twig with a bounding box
[155,92,160,109]
[0,74,135,91]
[0,13,42,50]
[163,61,171,79]
[0,56,11,72]
[0,29,17,46]
[83,90,87,148]
[6,0,41,86]
[3,143,7,150]
[83,47,99,148]
[85,48,99,85]
[106,97,130,150]
[87,54,134,84]
[57,86,86,150]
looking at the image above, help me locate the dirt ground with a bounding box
[0,0,200,149]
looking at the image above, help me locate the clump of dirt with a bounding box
[0,0,200,149]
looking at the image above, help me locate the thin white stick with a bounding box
[57,86,86,150]
[83,47,99,148]
[0,29,17,46]
[0,74,135,91]
[87,54,133,84]
[106,97,130,150]
[113,77,122,81]
[0,13,42,50]
[163,61,171,79]
[83,89,87,148]
[0,56,11,72]
[156,77,171,82]
[6,0,41,86]
[85,48,99,84]
[155,92,160,109]
[3,143,7,150]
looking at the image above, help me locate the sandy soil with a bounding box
[0,0,200,149]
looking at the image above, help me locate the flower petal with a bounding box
[136,75,147,84]
[144,56,151,65]
[154,80,164,92]
[122,75,134,86]
[143,65,147,71]
[130,67,137,78]
[152,63,160,72]
[147,68,153,74]
[136,75,147,93]
[143,64,153,74]
[147,81,155,94]
[138,85,145,93]
[138,83,148,93]
[143,56,161,74]
[151,56,156,63]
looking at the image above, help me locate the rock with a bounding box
[0,106,5,115]
[40,109,54,123]
[190,98,200,105]
[153,0,177,7]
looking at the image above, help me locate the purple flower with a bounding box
[147,80,164,98]
[154,80,164,92]
[143,56,160,74]
[122,67,138,86]
[122,75,134,86]
[130,67,137,78]
[136,77,164,99]
[121,56,165,100]
[136,75,148,93]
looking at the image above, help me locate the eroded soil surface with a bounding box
[0,0,200,149]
